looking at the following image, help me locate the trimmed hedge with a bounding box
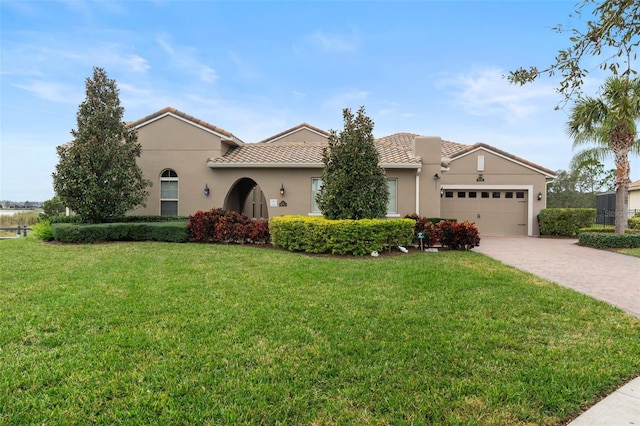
[269,216,414,256]
[539,208,596,236]
[52,222,189,243]
[48,214,189,224]
[579,232,640,249]
[629,217,640,229]
[578,226,614,233]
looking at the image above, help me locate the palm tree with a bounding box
[567,76,640,234]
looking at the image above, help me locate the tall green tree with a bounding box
[566,76,640,233]
[570,154,616,195]
[509,0,639,103]
[317,106,389,220]
[53,67,151,223]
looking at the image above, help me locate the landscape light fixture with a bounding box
[280,183,285,196]
[203,184,210,197]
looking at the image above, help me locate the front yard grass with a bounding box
[619,247,640,258]
[1,238,639,425]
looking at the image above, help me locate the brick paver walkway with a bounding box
[474,236,640,318]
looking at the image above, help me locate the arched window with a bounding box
[160,169,178,216]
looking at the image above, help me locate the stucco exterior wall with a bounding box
[130,115,226,216]
[414,137,444,218]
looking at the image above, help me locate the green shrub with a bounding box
[578,226,614,233]
[49,214,83,224]
[31,220,54,241]
[270,216,414,256]
[628,217,640,229]
[52,222,189,243]
[539,208,596,236]
[48,214,189,224]
[579,232,640,249]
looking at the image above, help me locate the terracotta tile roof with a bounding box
[207,138,422,167]
[449,142,556,176]
[128,107,244,145]
[258,123,330,143]
[210,142,326,166]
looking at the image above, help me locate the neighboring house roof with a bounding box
[129,107,245,145]
[449,142,557,177]
[630,180,640,191]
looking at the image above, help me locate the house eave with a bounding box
[208,162,325,168]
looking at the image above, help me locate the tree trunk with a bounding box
[613,151,630,234]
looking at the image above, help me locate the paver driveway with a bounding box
[474,236,640,318]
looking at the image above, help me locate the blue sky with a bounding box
[2,0,638,202]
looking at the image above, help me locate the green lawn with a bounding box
[620,247,640,258]
[1,238,639,425]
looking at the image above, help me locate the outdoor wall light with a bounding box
[280,183,285,196]
[537,192,543,201]
[204,184,210,197]
[476,174,485,182]
[433,173,440,180]
[440,187,444,198]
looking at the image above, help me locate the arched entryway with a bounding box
[224,178,269,219]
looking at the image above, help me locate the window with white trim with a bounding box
[311,178,323,213]
[387,179,397,214]
[160,169,178,216]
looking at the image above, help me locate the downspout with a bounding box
[415,167,421,215]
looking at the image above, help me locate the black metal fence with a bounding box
[0,225,31,239]
[595,192,639,225]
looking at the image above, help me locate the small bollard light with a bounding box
[16,225,21,238]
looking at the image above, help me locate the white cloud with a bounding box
[437,66,557,124]
[156,34,218,83]
[308,29,359,53]
[323,89,370,111]
[12,80,81,104]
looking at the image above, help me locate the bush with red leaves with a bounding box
[188,208,269,244]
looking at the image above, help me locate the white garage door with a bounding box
[441,190,528,236]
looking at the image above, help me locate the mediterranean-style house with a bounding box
[630,180,640,213]
[128,107,556,236]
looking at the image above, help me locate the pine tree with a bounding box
[52,67,151,223]
[317,106,389,219]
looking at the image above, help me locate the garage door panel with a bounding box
[441,191,527,236]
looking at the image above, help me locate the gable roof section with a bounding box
[258,123,330,143]
[449,142,556,177]
[128,107,244,146]
[630,180,640,191]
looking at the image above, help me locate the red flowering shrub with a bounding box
[187,208,269,244]
[437,220,480,250]
[404,214,440,247]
